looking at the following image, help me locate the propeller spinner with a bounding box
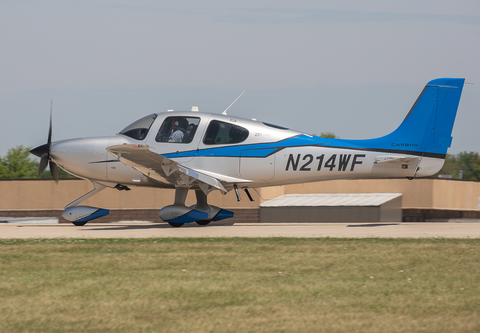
[30,105,59,182]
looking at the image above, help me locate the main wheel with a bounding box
[72,221,87,226]
[196,220,211,226]
[168,222,184,228]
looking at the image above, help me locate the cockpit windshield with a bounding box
[119,114,157,140]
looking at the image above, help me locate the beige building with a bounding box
[1,178,479,222]
[260,193,403,223]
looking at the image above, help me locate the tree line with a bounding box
[0,146,74,179]
[0,145,479,181]
[437,151,480,180]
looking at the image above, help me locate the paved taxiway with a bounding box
[1,222,479,238]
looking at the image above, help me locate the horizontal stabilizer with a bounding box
[374,156,422,164]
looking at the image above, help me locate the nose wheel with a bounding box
[72,221,88,226]
[196,220,211,225]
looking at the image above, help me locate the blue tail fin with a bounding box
[339,78,465,158]
[385,78,465,157]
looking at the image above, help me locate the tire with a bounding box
[196,220,211,226]
[72,221,87,226]
[168,222,184,228]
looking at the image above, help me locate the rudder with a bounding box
[388,78,465,157]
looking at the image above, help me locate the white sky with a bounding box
[1,0,479,157]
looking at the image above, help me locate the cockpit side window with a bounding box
[119,114,157,140]
[155,116,200,143]
[203,120,249,145]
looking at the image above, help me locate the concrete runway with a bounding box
[1,222,480,239]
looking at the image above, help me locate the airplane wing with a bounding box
[106,144,228,194]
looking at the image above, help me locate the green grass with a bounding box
[0,238,479,332]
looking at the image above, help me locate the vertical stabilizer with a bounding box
[387,78,465,157]
[337,78,465,158]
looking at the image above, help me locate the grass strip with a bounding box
[0,238,479,332]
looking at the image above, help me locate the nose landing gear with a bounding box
[62,206,110,226]
[62,182,110,226]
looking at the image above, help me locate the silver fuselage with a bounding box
[50,111,443,191]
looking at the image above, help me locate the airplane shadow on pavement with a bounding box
[82,222,235,231]
[347,223,399,227]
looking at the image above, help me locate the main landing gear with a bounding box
[159,186,234,227]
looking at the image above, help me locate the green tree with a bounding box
[312,132,339,139]
[438,153,458,177]
[320,132,339,139]
[457,151,480,180]
[437,151,480,181]
[0,146,39,179]
[0,145,76,179]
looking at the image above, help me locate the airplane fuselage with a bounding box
[50,111,444,191]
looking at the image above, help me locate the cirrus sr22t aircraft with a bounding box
[31,78,465,227]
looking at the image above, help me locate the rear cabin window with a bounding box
[155,116,200,143]
[203,120,249,145]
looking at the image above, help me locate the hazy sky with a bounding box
[1,0,479,157]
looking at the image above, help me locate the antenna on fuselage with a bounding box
[222,90,245,115]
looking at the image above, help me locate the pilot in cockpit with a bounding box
[155,117,186,143]
[168,118,187,142]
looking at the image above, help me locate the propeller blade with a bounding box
[39,153,49,176]
[31,101,59,183]
[47,100,53,147]
[49,160,59,183]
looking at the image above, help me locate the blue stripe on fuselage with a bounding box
[161,134,445,160]
[162,135,323,159]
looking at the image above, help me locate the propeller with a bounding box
[30,101,59,183]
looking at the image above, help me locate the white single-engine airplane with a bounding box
[31,78,465,227]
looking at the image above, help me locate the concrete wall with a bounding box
[0,179,259,211]
[0,178,479,222]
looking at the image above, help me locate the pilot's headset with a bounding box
[171,118,180,129]
[176,118,187,130]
